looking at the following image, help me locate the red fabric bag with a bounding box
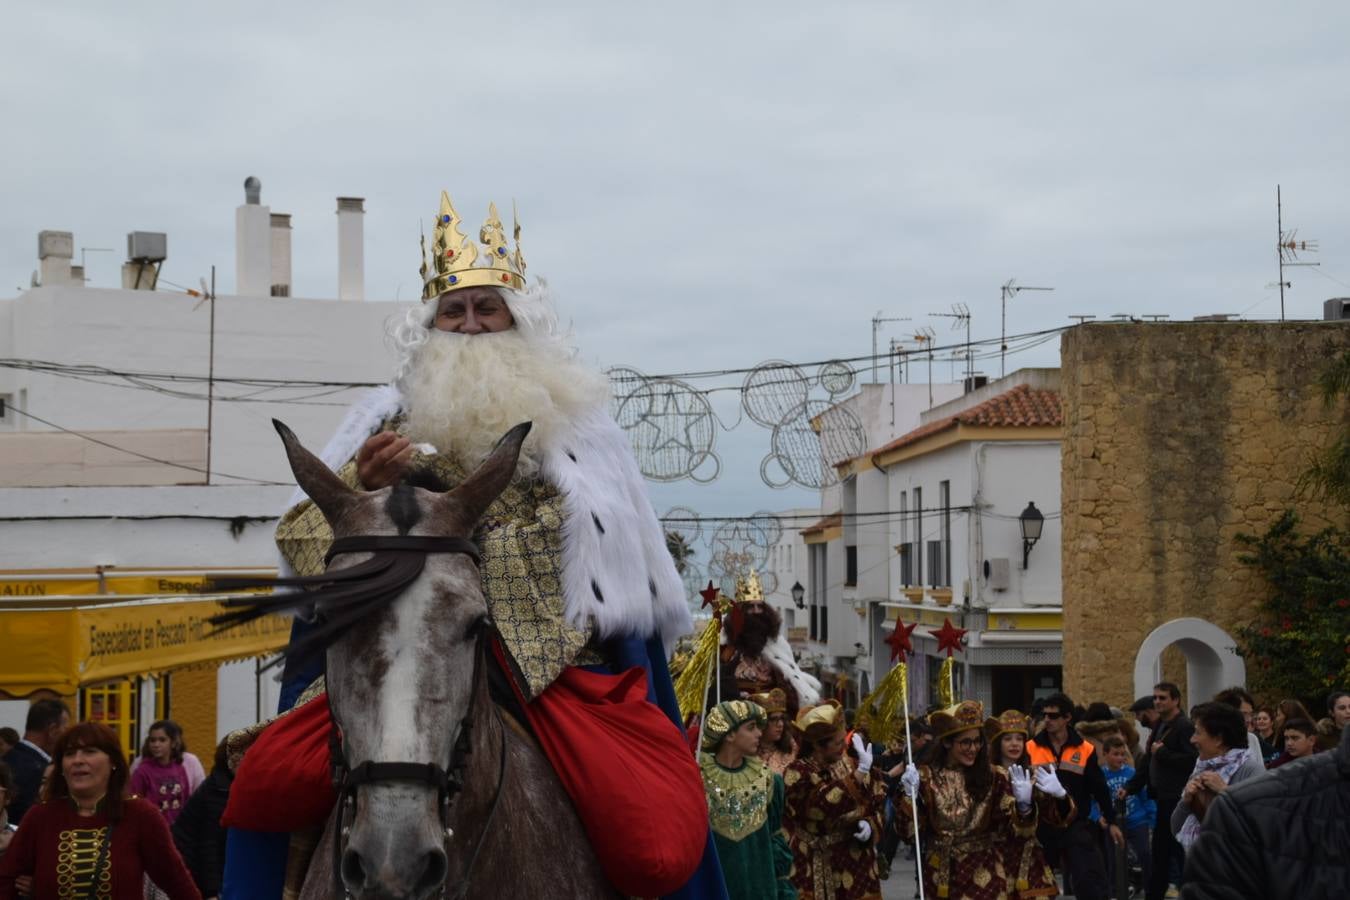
[516,663,708,897]
[221,692,336,831]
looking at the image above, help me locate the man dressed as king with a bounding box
[222,190,725,900]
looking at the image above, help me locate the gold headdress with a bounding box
[701,700,766,752]
[734,570,765,604]
[748,688,787,716]
[983,709,1031,744]
[792,700,846,742]
[928,700,986,740]
[420,191,527,300]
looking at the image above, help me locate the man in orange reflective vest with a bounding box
[1028,692,1121,900]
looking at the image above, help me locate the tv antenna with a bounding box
[1275,185,1318,322]
[913,326,936,407]
[1068,315,1096,324]
[871,312,912,383]
[929,303,972,386]
[1000,279,1054,377]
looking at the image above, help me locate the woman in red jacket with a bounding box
[0,721,200,900]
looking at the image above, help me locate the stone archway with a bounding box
[1133,618,1246,706]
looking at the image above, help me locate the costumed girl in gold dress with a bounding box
[782,701,886,900]
[753,689,798,776]
[895,700,1053,900]
[986,710,1073,899]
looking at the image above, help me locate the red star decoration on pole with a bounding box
[933,618,967,657]
[885,618,918,664]
[699,581,719,611]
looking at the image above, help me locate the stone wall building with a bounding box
[1060,322,1350,707]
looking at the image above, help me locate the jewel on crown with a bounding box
[420,191,527,301]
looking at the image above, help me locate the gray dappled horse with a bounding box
[229,421,613,900]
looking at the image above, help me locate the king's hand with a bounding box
[356,431,415,489]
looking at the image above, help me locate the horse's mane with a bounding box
[209,551,431,671]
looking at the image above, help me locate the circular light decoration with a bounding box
[709,520,771,582]
[770,400,867,489]
[817,360,856,397]
[621,378,718,482]
[662,505,704,545]
[741,360,811,428]
[606,366,651,430]
[748,510,783,550]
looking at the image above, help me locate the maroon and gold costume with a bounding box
[895,701,1043,900]
[782,702,885,900]
[985,710,1074,899]
[0,797,201,900]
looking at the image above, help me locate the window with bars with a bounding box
[81,680,140,758]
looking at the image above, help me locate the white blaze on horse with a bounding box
[218,420,614,900]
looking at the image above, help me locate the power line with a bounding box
[4,405,293,487]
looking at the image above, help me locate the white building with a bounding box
[0,182,396,754]
[796,380,965,703]
[823,369,1064,714]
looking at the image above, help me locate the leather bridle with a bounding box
[322,534,508,900]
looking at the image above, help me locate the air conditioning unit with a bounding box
[983,558,1011,591]
[127,231,168,263]
[1324,298,1350,321]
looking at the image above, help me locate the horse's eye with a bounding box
[464,616,488,641]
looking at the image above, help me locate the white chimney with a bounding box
[38,230,74,286]
[270,213,292,297]
[235,176,271,297]
[336,197,365,300]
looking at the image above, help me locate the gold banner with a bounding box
[0,597,290,696]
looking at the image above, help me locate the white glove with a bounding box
[899,763,920,799]
[1009,764,1034,809]
[850,733,873,774]
[853,819,872,842]
[1035,764,1067,799]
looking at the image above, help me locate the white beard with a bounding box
[399,329,610,477]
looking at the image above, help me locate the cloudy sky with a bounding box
[4,1,1349,531]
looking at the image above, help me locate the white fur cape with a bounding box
[283,386,694,650]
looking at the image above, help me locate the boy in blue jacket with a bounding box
[1092,735,1153,896]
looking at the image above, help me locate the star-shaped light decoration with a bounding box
[933,617,967,658]
[885,618,919,664]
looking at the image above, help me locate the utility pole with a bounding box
[1276,185,1318,322]
[871,311,912,382]
[1000,280,1054,378]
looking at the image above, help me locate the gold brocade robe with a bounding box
[895,764,1040,900]
[274,428,598,699]
[782,757,886,900]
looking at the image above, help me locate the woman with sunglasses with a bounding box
[895,700,1044,900]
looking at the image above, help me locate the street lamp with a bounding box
[1019,502,1044,570]
[791,581,806,610]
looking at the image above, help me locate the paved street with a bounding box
[879,851,920,900]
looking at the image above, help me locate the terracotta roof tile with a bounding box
[868,384,1061,458]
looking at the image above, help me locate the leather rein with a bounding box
[322,534,508,900]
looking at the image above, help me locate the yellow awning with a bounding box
[0,595,291,696]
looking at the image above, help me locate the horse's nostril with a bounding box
[341,848,367,890]
[416,847,449,894]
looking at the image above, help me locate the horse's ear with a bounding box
[272,419,357,523]
[448,422,531,526]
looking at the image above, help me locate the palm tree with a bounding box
[665,530,695,575]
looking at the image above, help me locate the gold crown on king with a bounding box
[420,191,527,301]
